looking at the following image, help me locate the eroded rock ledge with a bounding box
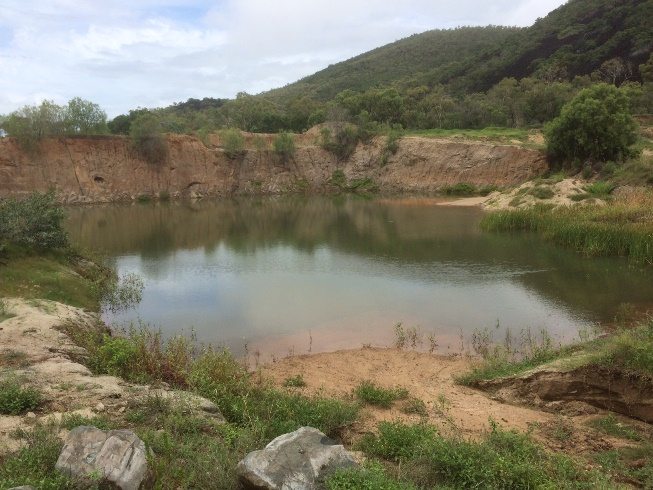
[0,134,547,203]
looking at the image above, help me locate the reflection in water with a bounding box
[66,196,653,358]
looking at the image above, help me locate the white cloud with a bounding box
[0,0,567,116]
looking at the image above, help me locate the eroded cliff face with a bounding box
[0,133,548,202]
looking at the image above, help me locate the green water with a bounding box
[65,196,653,359]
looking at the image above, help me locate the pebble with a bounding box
[26,412,36,419]
[94,402,105,412]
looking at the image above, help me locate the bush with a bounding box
[273,132,296,162]
[321,124,360,160]
[220,128,245,159]
[0,377,41,415]
[130,113,168,164]
[0,191,68,251]
[545,84,638,164]
[443,183,477,196]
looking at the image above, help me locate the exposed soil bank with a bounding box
[0,133,547,203]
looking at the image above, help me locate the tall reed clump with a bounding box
[481,199,653,265]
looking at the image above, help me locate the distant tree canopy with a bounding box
[1,98,107,150]
[545,84,639,164]
[130,113,168,164]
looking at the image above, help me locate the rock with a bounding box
[94,402,105,412]
[8,486,37,490]
[237,426,357,489]
[25,412,36,419]
[55,426,148,490]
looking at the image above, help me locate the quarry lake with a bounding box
[66,196,653,360]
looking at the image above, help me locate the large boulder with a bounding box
[237,426,357,489]
[55,426,148,490]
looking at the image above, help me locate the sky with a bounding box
[0,0,567,117]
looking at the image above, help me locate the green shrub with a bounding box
[130,113,168,164]
[588,414,641,441]
[545,84,638,164]
[585,181,615,196]
[443,183,477,196]
[0,191,68,251]
[0,377,41,415]
[355,381,408,408]
[360,422,438,461]
[220,128,245,159]
[273,131,296,161]
[321,124,360,160]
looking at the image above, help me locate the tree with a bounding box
[219,128,245,159]
[64,97,108,134]
[130,113,168,164]
[544,84,638,164]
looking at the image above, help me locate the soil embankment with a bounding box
[0,133,547,203]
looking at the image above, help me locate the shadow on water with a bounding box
[65,196,653,358]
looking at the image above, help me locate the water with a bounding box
[65,196,653,359]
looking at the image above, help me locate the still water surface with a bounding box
[65,196,653,359]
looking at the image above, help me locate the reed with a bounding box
[481,197,653,265]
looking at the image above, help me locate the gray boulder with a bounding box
[55,426,148,490]
[237,426,357,489]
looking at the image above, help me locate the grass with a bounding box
[358,421,607,489]
[283,374,307,388]
[355,381,408,408]
[400,397,428,417]
[481,194,653,265]
[588,414,642,441]
[593,444,653,488]
[0,376,42,415]
[528,185,555,200]
[590,319,653,377]
[0,349,29,368]
[0,424,74,490]
[327,462,416,490]
[0,247,107,311]
[405,127,533,144]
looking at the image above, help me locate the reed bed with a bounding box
[481,192,653,265]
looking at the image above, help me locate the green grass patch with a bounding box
[0,376,42,415]
[481,201,653,265]
[593,444,653,488]
[358,421,606,489]
[0,424,74,490]
[442,183,477,196]
[327,462,416,490]
[588,414,642,441]
[528,185,555,200]
[400,397,428,417]
[355,381,409,408]
[405,127,532,144]
[0,248,105,310]
[590,319,653,377]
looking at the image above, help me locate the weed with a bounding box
[529,185,555,200]
[588,414,641,441]
[550,417,575,442]
[0,376,41,415]
[355,381,408,408]
[0,423,73,489]
[360,420,607,488]
[283,374,307,388]
[60,413,112,431]
[393,323,421,349]
[585,181,615,197]
[0,349,29,368]
[401,397,428,417]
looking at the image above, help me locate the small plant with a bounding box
[550,416,575,442]
[355,381,408,408]
[283,374,307,388]
[585,181,615,196]
[588,414,641,441]
[61,413,112,431]
[0,377,41,415]
[0,349,29,368]
[401,397,428,417]
[327,461,413,490]
[0,299,15,322]
[220,128,245,159]
[100,272,144,314]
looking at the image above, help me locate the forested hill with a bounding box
[265,0,653,102]
[264,27,520,102]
